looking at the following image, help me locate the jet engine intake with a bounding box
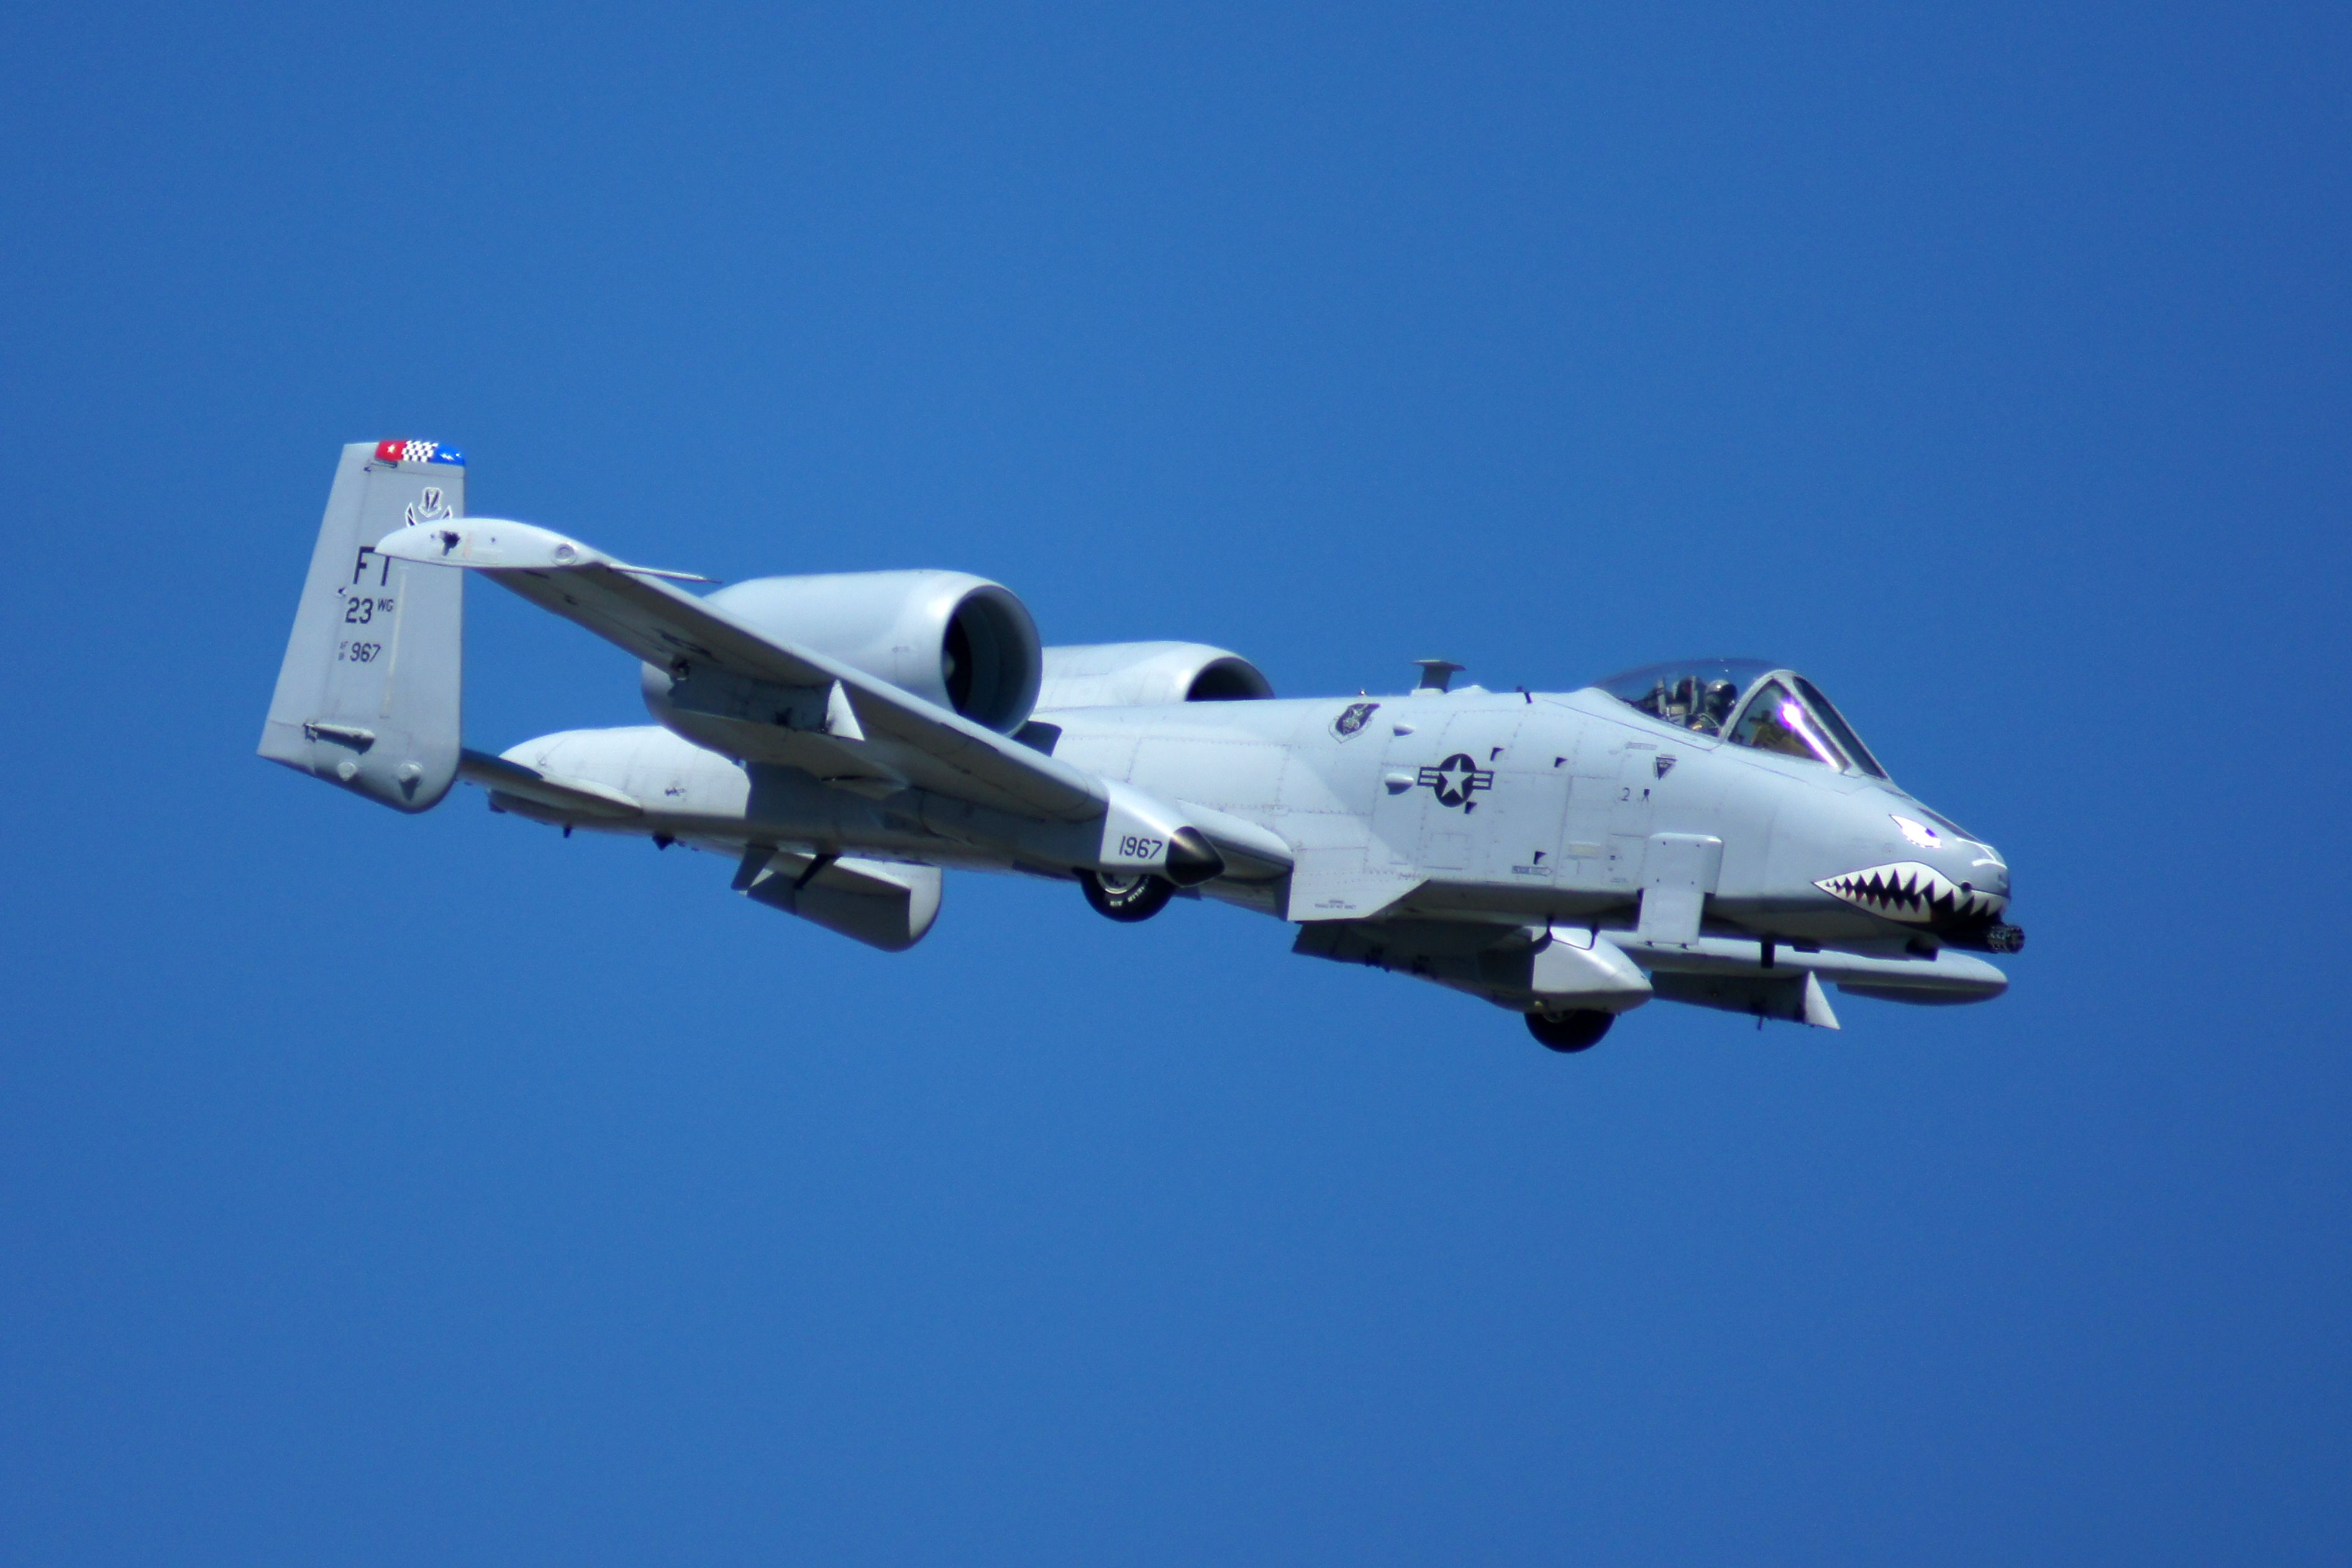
[1035,642,1274,710]
[645,570,1043,733]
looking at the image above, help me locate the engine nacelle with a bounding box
[642,570,1043,733]
[1034,642,1274,710]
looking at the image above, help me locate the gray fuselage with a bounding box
[501,683,2010,955]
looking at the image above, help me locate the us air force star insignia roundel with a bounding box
[1416,752,1494,808]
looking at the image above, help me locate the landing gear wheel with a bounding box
[1080,868,1176,923]
[1526,1010,1613,1053]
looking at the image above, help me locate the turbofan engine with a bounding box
[1034,642,1274,710]
[641,570,1044,733]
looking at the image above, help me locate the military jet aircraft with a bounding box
[262,442,2022,1052]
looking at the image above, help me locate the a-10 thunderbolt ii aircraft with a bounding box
[262,442,2023,1051]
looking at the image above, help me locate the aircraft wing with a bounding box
[377,519,1106,825]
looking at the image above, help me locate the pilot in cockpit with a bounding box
[1632,673,1743,734]
[1602,659,1890,780]
[1697,679,1739,734]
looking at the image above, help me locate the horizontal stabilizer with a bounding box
[376,517,711,580]
[379,517,1106,826]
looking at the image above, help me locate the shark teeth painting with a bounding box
[1814,861,2008,927]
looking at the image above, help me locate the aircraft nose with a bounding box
[1966,851,2010,901]
[1812,804,2024,952]
[1937,821,2010,901]
[1892,809,2006,888]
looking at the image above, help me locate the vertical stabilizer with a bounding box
[258,441,466,811]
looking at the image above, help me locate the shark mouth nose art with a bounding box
[1815,861,2008,927]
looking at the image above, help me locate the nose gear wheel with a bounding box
[1526,1010,1613,1052]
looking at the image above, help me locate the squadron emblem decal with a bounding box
[404,486,454,528]
[1331,701,1380,740]
[1417,752,1494,809]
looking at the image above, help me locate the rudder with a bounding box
[258,440,466,811]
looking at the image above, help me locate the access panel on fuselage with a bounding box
[1555,719,1657,895]
[1470,711,1571,887]
[1371,701,1568,885]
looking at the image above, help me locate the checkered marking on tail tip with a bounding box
[1815,860,2007,926]
[374,439,466,467]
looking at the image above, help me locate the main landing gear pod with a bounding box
[1078,824,1223,923]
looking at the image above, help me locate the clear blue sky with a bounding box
[4,2,2347,1561]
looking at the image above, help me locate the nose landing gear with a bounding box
[1526,1010,1614,1053]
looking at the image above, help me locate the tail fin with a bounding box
[258,440,467,811]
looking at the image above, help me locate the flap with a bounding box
[1283,846,1420,921]
[458,747,642,819]
[734,846,944,952]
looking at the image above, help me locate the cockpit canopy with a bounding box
[1595,659,1889,778]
